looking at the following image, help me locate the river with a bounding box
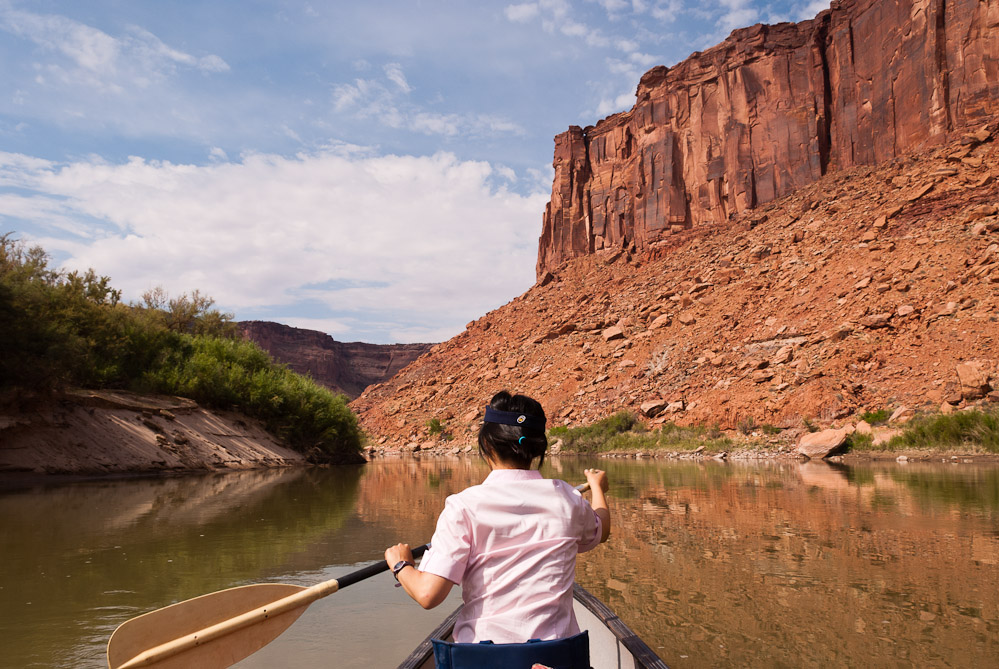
[1,457,996,667]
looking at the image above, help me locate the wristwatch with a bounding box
[392,560,415,580]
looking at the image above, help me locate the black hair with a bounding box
[478,390,548,469]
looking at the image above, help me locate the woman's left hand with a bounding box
[385,543,414,568]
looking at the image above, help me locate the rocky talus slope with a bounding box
[352,129,998,451]
[240,321,431,399]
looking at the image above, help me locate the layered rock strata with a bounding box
[239,321,431,399]
[538,0,999,277]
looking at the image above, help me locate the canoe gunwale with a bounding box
[396,583,668,669]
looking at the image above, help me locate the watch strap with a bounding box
[392,560,415,580]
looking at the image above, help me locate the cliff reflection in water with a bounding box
[572,460,999,667]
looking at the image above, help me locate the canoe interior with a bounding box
[397,583,668,669]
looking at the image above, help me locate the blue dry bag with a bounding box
[431,631,590,669]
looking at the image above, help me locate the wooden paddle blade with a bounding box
[107,583,307,669]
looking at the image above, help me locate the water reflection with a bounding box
[1,458,997,668]
[571,459,999,667]
[1,468,364,668]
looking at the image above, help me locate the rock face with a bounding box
[239,321,431,399]
[537,0,999,277]
[353,126,999,449]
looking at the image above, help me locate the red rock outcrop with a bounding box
[538,0,999,278]
[353,127,999,449]
[239,321,431,399]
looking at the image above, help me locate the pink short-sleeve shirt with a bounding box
[418,469,603,643]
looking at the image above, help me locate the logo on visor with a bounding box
[517,415,526,424]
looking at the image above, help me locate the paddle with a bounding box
[107,480,592,669]
[107,544,429,669]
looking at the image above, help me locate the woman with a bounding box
[385,390,610,647]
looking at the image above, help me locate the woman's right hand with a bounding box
[584,468,608,493]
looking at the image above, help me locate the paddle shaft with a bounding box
[116,545,429,669]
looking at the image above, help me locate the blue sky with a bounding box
[0,0,828,343]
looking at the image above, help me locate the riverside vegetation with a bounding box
[0,234,361,460]
[547,407,999,458]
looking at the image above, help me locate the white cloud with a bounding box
[795,0,831,20]
[716,0,759,34]
[331,69,524,138]
[596,0,630,14]
[504,3,540,22]
[1,149,547,343]
[0,7,229,94]
[595,91,636,117]
[383,62,412,93]
[650,0,683,21]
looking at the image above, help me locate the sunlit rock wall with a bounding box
[537,0,999,277]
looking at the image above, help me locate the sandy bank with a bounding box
[0,390,317,477]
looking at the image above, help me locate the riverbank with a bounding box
[0,390,364,478]
[366,403,999,464]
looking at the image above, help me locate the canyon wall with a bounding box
[239,321,431,399]
[538,0,999,277]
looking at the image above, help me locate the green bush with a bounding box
[549,411,642,452]
[845,431,874,451]
[550,412,731,453]
[427,418,444,435]
[860,408,892,425]
[884,409,999,453]
[0,235,361,459]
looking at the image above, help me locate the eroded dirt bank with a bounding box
[0,390,312,478]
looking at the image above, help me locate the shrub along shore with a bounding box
[0,235,361,463]
[367,404,999,463]
[546,407,999,461]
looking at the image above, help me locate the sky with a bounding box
[0,0,830,344]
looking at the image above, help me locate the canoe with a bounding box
[398,583,669,669]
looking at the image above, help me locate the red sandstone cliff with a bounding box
[239,321,431,399]
[353,125,999,448]
[538,0,999,278]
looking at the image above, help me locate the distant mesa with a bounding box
[538,0,999,278]
[239,321,432,399]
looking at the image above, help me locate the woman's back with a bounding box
[421,470,602,643]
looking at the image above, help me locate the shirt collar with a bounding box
[483,468,544,484]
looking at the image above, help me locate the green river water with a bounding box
[1,457,997,667]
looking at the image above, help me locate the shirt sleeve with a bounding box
[418,495,472,584]
[574,489,603,554]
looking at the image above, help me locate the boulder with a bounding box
[889,406,915,423]
[797,426,854,459]
[771,345,794,365]
[648,314,672,330]
[602,326,625,341]
[640,400,668,418]
[956,362,992,400]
